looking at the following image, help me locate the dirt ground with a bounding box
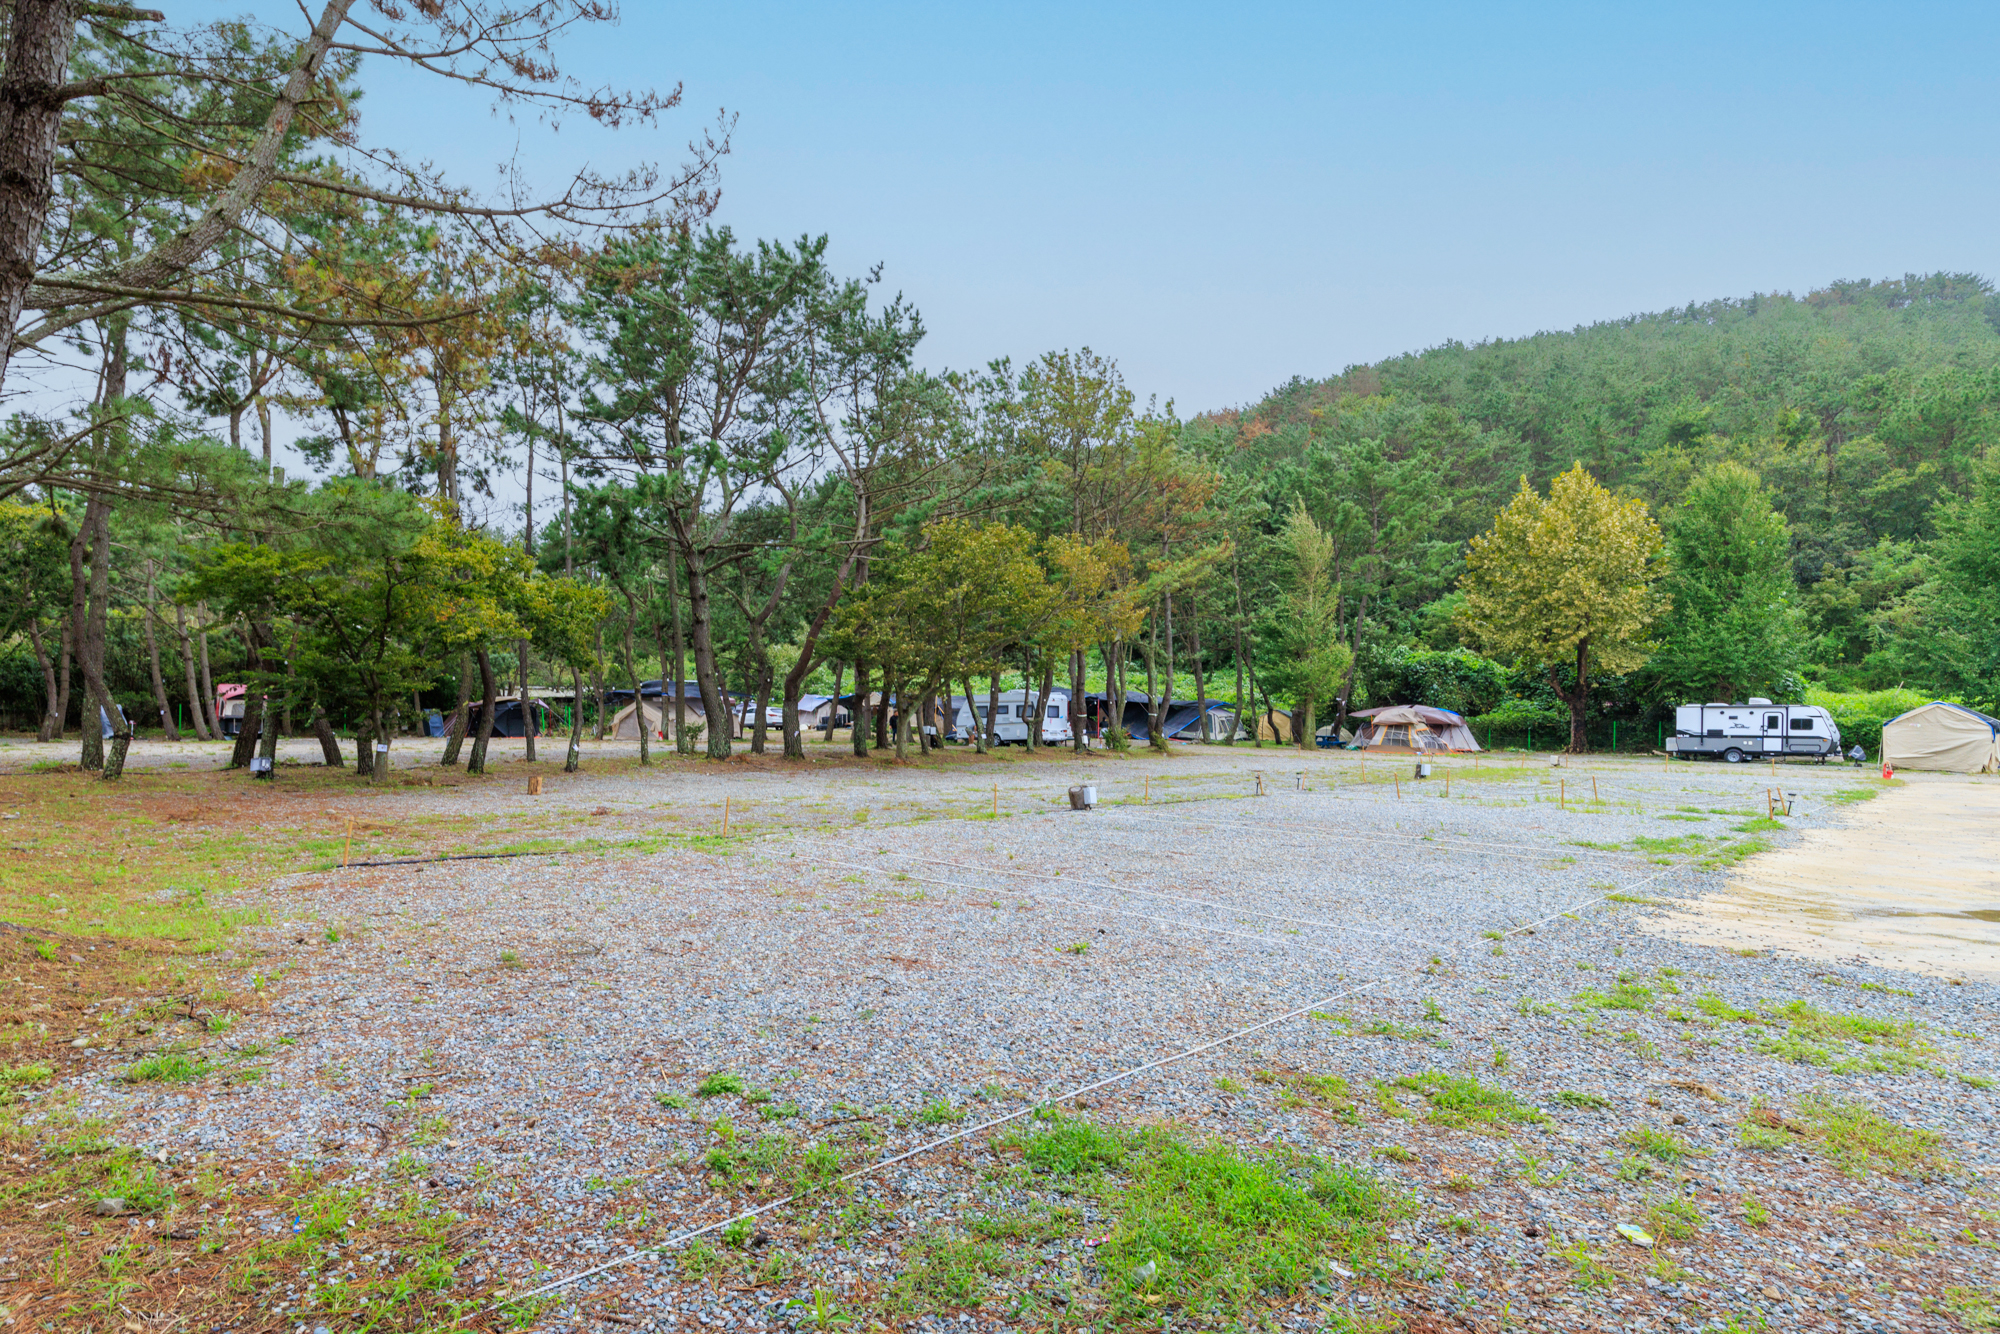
[1644,778,2000,980]
[0,738,1993,1334]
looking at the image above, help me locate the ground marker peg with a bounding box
[1559,779,1565,810]
[1591,776,1598,803]
[722,795,731,836]
[994,782,1000,815]
[528,776,543,796]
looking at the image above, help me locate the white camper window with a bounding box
[1790,718,1815,731]
[1764,715,1781,730]
[1050,704,1062,718]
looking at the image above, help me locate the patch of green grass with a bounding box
[1625,1126,1694,1163]
[1557,1238,1614,1290]
[917,1098,965,1125]
[1755,1000,1937,1074]
[678,1237,722,1278]
[1737,1098,1952,1178]
[1605,893,1671,906]
[1742,1194,1770,1227]
[124,1051,210,1083]
[696,1071,747,1098]
[1553,1089,1610,1110]
[654,1091,690,1109]
[1935,1286,2000,1330]
[1392,1072,1547,1132]
[1061,942,1090,955]
[1645,1193,1704,1241]
[1695,993,1760,1024]
[1084,1125,1396,1322]
[884,1233,1011,1312]
[1372,1145,1415,1163]
[1573,983,1655,1010]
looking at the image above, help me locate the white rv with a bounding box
[1666,698,1842,762]
[952,689,1074,745]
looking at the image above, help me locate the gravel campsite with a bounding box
[3,742,1995,1334]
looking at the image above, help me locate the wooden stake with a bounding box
[722,795,731,835]
[1444,769,1450,797]
[1394,776,1400,800]
[994,782,1000,815]
[1592,776,1598,802]
[1143,777,1149,802]
[342,816,353,869]
[1559,779,1565,810]
[1256,774,1264,796]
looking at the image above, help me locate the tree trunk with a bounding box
[441,653,473,766]
[1069,648,1085,752]
[851,660,871,756]
[985,671,1002,751]
[311,705,343,766]
[195,602,217,736]
[592,625,607,740]
[55,616,72,739]
[518,637,536,763]
[1159,592,1176,751]
[0,0,85,398]
[28,616,58,742]
[174,603,210,740]
[1298,695,1315,752]
[960,674,984,754]
[891,669,909,760]
[254,694,281,779]
[467,648,498,774]
[142,561,180,741]
[822,661,844,744]
[1190,592,1207,742]
[74,497,126,775]
[751,654,772,755]
[874,675,890,751]
[683,559,731,759]
[1022,653,1038,755]
[1143,618,1164,752]
[355,725,374,778]
[1554,638,1592,754]
[620,596,651,766]
[370,707,390,784]
[668,557,690,753]
[230,680,262,771]
[565,665,584,772]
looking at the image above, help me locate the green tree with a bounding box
[1270,501,1352,749]
[1650,462,1804,702]
[1458,463,1667,752]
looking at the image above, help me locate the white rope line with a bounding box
[1104,804,1653,865]
[860,850,1430,944]
[818,857,1456,959]
[498,840,1685,1312]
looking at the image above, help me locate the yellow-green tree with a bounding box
[1277,500,1353,750]
[1458,463,1668,752]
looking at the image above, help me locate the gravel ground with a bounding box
[43,746,2000,1331]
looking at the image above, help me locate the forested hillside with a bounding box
[1188,272,2000,740]
[3,0,1994,787]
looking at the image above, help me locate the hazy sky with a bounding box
[274,1,2000,416]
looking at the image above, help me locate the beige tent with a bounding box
[1349,703,1483,751]
[611,700,664,740]
[1882,702,2000,773]
[1353,703,1451,754]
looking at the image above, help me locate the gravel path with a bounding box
[49,748,2000,1331]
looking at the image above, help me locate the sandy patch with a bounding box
[1642,776,2000,979]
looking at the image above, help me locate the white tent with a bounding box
[1882,702,2000,773]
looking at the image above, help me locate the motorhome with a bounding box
[1666,698,1842,762]
[951,689,1074,745]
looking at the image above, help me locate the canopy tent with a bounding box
[1882,701,2000,773]
[464,698,550,738]
[1349,703,1482,752]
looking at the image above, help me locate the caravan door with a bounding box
[1760,709,1784,755]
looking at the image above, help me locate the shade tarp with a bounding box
[1882,701,2000,773]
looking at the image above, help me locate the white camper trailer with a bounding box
[952,689,1074,745]
[1666,698,1842,762]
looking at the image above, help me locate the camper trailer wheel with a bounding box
[1722,747,1745,764]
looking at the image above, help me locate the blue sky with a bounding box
[284,1,2000,414]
